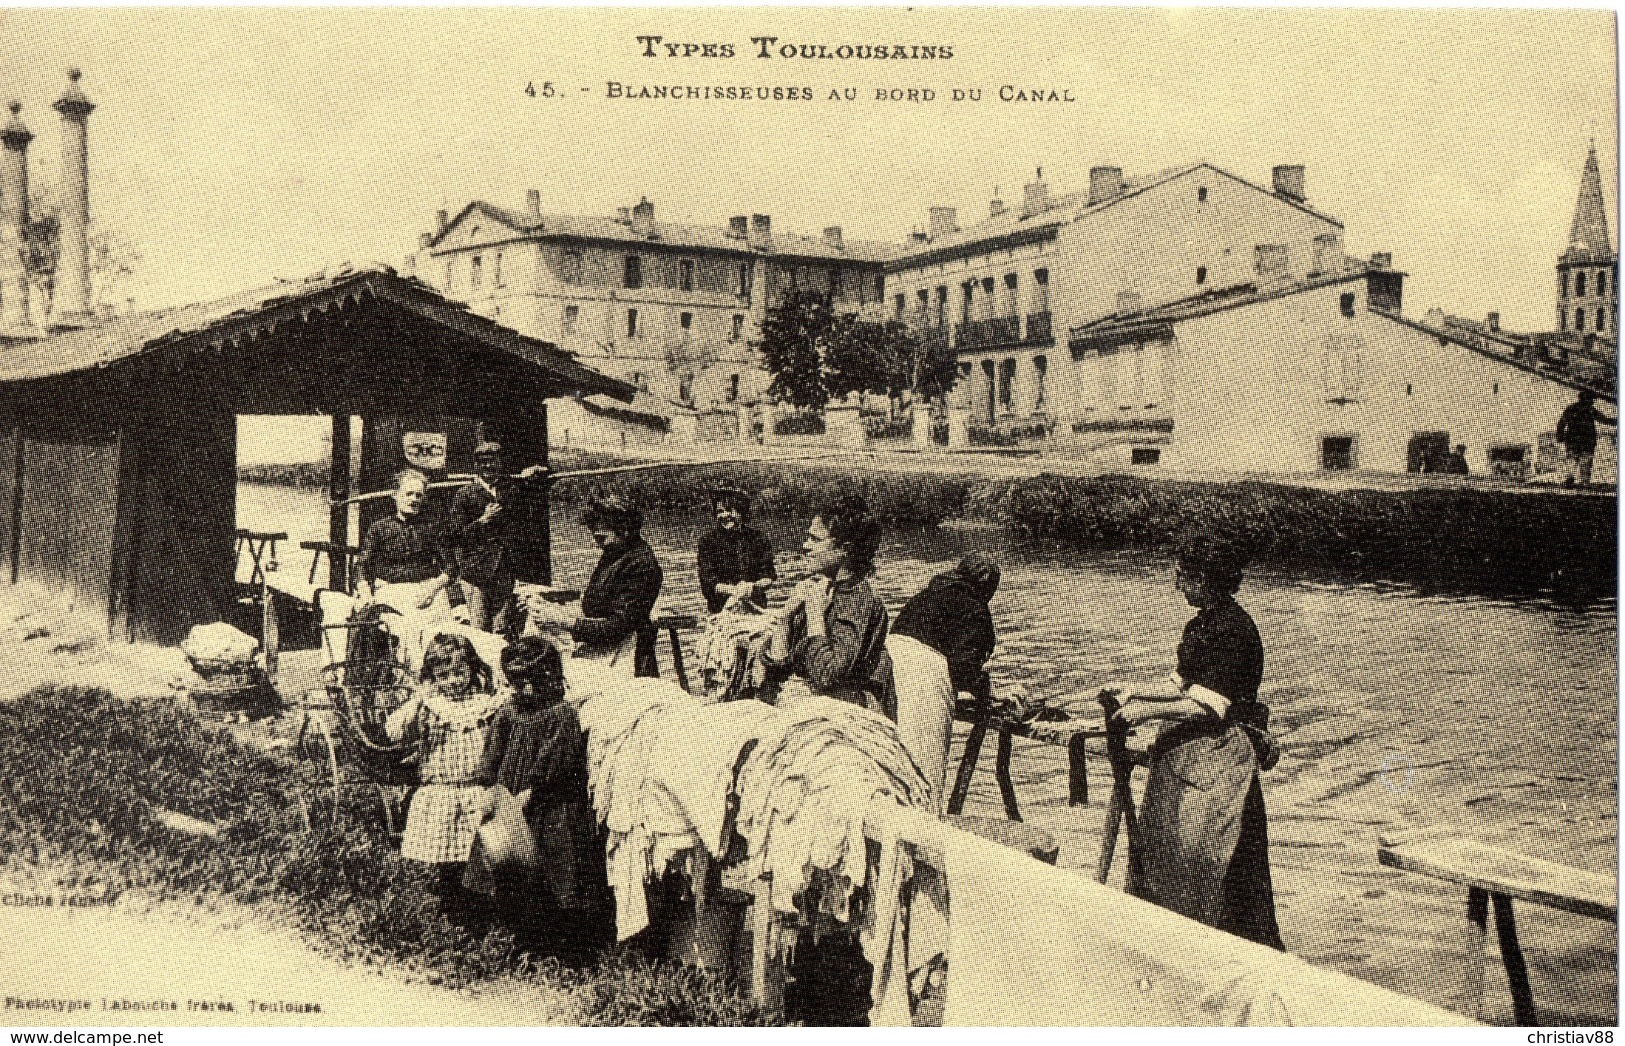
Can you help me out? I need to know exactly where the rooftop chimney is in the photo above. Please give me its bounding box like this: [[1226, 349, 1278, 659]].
[[1369, 251, 1392, 270], [748, 214, 772, 250], [1087, 166, 1123, 207], [616, 206, 631, 224], [1487, 311, 1500, 332], [0, 101, 34, 334], [51, 69, 94, 329], [525, 189, 541, 221], [822, 226, 844, 251], [436, 209, 449, 233], [990, 186, 1006, 218], [1272, 164, 1306, 202], [728, 215, 748, 239], [928, 206, 957, 241], [1024, 169, 1053, 217], [631, 197, 655, 236]]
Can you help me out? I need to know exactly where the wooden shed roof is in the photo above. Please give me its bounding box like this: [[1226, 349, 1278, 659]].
[[0, 266, 634, 402]]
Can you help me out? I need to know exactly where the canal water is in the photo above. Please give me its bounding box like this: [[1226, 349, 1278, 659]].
[[240, 482, 1618, 1025]]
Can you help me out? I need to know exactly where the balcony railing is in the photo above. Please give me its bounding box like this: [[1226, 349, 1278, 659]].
[[957, 316, 1022, 349], [1026, 310, 1053, 345]]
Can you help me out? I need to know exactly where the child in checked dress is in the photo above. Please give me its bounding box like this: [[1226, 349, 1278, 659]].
[[385, 632, 505, 898]]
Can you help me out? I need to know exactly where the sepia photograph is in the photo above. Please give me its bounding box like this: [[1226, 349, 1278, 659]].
[[0, 5, 1615, 1031]]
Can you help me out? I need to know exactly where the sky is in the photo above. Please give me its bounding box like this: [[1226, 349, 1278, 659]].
[[0, 6, 1616, 334]]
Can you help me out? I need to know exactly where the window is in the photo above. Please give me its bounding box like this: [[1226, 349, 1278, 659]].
[[1598, 307, 1607, 332], [830, 268, 843, 297], [1576, 308, 1585, 331], [470, 254, 483, 290], [895, 294, 906, 320], [680, 259, 695, 292], [1340, 292, 1356, 317], [1493, 381, 1500, 395], [630, 371, 644, 389], [624, 255, 643, 289], [680, 312, 693, 331], [1406, 382, 1413, 396], [1132, 447, 1161, 466], [1323, 332, 1364, 402], [1577, 272, 1587, 297], [562, 250, 583, 284], [998, 358, 1016, 409], [1561, 309, 1568, 332], [936, 286, 949, 327], [1034, 355, 1048, 410], [1321, 435, 1356, 471], [627, 308, 639, 338], [1561, 272, 1569, 298], [731, 314, 745, 342], [679, 375, 693, 403], [1197, 266, 1208, 285], [563, 304, 579, 332], [1034, 269, 1051, 313], [1599, 271, 1608, 297], [872, 274, 884, 303], [1197, 187, 1209, 203], [728, 374, 740, 402], [445, 258, 455, 291], [494, 251, 504, 288], [737, 262, 751, 299]]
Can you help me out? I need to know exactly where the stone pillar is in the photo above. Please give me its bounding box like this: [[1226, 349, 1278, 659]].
[[947, 407, 971, 450], [912, 404, 935, 451], [760, 402, 780, 446], [735, 403, 754, 445], [0, 102, 32, 334], [825, 401, 866, 450], [51, 69, 94, 328]]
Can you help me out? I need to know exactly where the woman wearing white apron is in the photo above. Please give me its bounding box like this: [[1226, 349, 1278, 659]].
[[889, 554, 1001, 813], [355, 468, 464, 671]]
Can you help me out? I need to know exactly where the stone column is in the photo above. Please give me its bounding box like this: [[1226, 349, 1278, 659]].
[[825, 400, 866, 450], [760, 401, 780, 447], [912, 403, 935, 451], [51, 69, 94, 327], [947, 407, 971, 450], [0, 102, 32, 333]]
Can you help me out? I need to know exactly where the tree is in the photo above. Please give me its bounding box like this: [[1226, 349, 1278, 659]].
[[23, 187, 142, 320], [757, 287, 836, 409]]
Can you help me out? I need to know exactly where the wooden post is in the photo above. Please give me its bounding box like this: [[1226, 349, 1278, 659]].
[[995, 728, 1022, 821], [536, 401, 552, 586], [750, 878, 785, 1022], [329, 414, 351, 593], [947, 722, 988, 816], [1465, 886, 1489, 1020], [1492, 892, 1538, 1027]]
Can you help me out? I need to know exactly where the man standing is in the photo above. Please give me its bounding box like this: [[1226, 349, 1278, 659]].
[[449, 441, 520, 633], [1555, 389, 1614, 487]]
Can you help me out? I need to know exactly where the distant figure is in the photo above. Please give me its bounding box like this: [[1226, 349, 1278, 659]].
[[890, 553, 1001, 810], [449, 441, 519, 634], [696, 486, 777, 615], [1442, 444, 1470, 476], [1111, 534, 1284, 951], [1555, 389, 1614, 487]]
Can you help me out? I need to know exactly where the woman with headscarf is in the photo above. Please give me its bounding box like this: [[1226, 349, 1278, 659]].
[[889, 553, 1001, 810], [696, 485, 778, 615], [1110, 532, 1284, 950], [531, 492, 664, 678], [765, 492, 893, 716]]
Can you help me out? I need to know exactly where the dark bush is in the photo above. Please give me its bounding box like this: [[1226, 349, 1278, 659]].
[[774, 412, 826, 436]]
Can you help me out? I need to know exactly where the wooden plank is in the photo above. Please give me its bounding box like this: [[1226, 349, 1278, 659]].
[[1493, 892, 1539, 1027], [1378, 836, 1616, 922], [1465, 886, 1489, 1020]]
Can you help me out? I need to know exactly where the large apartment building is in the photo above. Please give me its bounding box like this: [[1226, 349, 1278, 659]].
[[412, 194, 891, 418]]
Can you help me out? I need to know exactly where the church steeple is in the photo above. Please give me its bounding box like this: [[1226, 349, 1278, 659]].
[[1556, 145, 1618, 337], [1566, 144, 1612, 260]]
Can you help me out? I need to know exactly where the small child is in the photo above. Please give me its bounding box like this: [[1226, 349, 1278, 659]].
[[467, 636, 608, 950], [385, 632, 504, 897]]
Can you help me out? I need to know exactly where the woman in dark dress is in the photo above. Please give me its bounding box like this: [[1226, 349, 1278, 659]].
[[1111, 534, 1284, 950], [532, 492, 664, 678], [766, 492, 894, 717], [696, 486, 777, 615]]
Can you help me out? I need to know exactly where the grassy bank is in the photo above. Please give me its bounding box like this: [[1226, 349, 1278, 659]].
[[0, 686, 766, 1027]]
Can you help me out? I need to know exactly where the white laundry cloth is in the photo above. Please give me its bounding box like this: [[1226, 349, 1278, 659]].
[[939, 821, 1475, 1027], [887, 634, 956, 814]]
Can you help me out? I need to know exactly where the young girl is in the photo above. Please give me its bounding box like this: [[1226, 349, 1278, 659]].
[[385, 632, 504, 897], [467, 636, 608, 949]]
